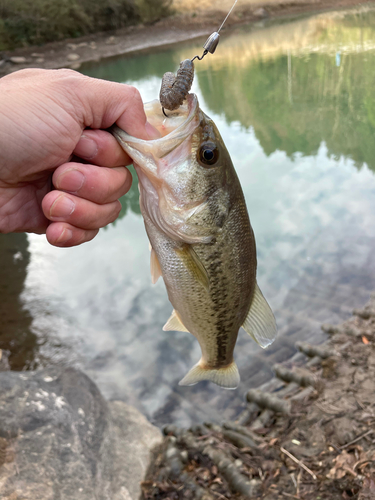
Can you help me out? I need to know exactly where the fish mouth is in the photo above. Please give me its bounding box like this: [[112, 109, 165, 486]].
[[111, 93, 200, 154], [145, 93, 199, 141]]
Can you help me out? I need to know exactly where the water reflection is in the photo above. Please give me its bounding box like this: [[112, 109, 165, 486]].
[[7, 5, 375, 425], [0, 234, 37, 370]]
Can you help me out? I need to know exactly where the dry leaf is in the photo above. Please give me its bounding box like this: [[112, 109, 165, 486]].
[[327, 450, 357, 479], [358, 475, 375, 499], [212, 477, 223, 484]]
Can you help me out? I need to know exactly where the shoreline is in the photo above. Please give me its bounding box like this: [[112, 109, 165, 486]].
[[142, 298, 375, 499], [0, 0, 370, 77]]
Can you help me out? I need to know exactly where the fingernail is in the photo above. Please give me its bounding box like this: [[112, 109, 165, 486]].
[[56, 228, 73, 244], [56, 169, 85, 192], [145, 121, 161, 140], [74, 135, 98, 159], [50, 195, 75, 219]]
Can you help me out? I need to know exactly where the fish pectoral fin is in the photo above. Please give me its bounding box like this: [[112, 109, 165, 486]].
[[242, 281, 277, 348], [175, 245, 210, 292], [150, 247, 162, 284], [179, 360, 240, 389], [163, 309, 189, 332]]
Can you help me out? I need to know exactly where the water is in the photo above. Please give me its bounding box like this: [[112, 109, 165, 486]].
[[2, 5, 375, 426]]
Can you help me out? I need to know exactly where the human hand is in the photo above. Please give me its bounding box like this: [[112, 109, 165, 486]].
[[0, 68, 158, 246]]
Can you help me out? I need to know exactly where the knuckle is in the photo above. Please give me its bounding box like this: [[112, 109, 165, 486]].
[[125, 85, 142, 105]]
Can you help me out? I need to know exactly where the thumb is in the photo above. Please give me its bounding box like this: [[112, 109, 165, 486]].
[[74, 75, 160, 140]]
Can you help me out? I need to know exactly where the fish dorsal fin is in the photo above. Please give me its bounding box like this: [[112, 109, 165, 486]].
[[150, 247, 162, 284], [242, 282, 277, 348], [163, 309, 189, 332], [175, 245, 210, 292]]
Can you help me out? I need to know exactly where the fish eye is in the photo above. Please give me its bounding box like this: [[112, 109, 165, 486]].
[[198, 142, 219, 167]]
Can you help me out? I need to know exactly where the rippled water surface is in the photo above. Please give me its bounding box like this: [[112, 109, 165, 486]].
[[2, 5, 375, 426]]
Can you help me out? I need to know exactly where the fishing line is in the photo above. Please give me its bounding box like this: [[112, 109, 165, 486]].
[[192, 0, 238, 61], [217, 0, 238, 33]]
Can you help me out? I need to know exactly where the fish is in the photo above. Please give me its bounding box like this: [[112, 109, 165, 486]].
[[111, 94, 277, 389]]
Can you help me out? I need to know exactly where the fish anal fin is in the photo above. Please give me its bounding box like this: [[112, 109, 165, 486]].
[[163, 309, 189, 332], [150, 247, 162, 284], [242, 282, 277, 349], [179, 360, 240, 389], [175, 245, 210, 292]]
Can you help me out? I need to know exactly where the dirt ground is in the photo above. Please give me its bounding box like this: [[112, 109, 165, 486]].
[[141, 296, 375, 499], [0, 0, 370, 77]]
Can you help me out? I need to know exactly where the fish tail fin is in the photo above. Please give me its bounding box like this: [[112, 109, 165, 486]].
[[179, 360, 240, 389]]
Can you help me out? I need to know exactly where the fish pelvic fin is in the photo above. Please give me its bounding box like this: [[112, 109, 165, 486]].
[[163, 309, 189, 332], [242, 281, 277, 349], [179, 360, 240, 389], [150, 247, 162, 284]]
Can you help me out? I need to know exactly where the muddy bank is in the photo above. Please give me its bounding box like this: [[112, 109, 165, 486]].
[[142, 296, 375, 499], [0, 0, 370, 77]]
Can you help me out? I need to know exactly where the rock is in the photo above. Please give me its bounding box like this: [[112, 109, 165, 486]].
[[106, 36, 117, 45], [35, 58, 45, 64], [0, 368, 162, 499], [31, 53, 44, 57], [67, 53, 80, 61], [253, 7, 268, 18], [9, 56, 27, 64]]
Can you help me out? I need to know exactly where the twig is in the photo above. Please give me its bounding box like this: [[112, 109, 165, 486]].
[[297, 469, 302, 497], [280, 447, 317, 480], [354, 459, 375, 471], [327, 442, 342, 454], [282, 493, 300, 499], [210, 491, 228, 500], [340, 430, 374, 450]]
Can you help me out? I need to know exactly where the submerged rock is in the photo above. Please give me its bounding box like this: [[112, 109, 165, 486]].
[[0, 368, 162, 499]]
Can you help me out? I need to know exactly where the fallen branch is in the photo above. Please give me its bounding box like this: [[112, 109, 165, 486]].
[[274, 363, 317, 388], [203, 445, 255, 497], [280, 447, 317, 480], [295, 341, 337, 359], [246, 389, 291, 414]]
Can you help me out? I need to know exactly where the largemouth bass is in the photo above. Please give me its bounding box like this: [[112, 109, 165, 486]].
[[112, 94, 277, 389]]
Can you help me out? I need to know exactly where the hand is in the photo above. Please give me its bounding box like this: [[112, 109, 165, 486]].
[[0, 68, 158, 246]]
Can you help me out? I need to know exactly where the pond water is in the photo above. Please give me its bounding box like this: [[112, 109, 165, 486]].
[[2, 5, 375, 426]]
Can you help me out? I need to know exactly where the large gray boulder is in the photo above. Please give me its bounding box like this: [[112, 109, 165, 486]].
[[0, 368, 162, 499]]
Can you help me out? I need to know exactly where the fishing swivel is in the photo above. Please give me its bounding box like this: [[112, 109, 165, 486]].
[[160, 30, 220, 117], [192, 31, 221, 62]]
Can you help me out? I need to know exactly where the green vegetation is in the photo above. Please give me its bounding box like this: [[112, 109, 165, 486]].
[[0, 0, 172, 50]]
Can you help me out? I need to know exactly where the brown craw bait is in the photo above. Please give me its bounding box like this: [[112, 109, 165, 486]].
[[159, 59, 195, 115]]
